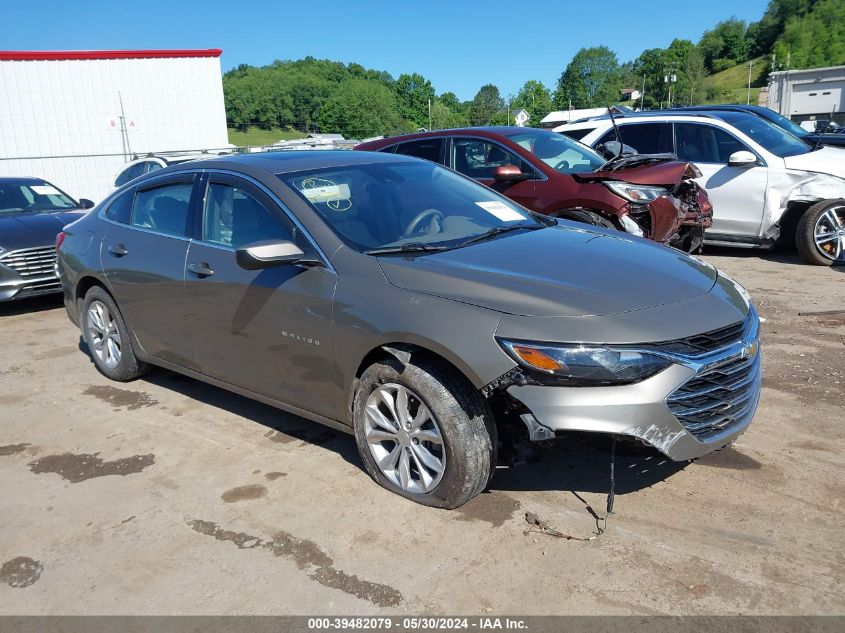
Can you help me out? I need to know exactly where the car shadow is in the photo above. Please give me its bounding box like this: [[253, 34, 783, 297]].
[[490, 433, 689, 496], [141, 365, 362, 467], [0, 294, 64, 317]]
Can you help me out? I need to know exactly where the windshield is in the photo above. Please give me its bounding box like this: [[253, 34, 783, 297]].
[[757, 108, 812, 140], [714, 112, 810, 157], [503, 128, 605, 173], [279, 161, 543, 253], [0, 180, 78, 214]]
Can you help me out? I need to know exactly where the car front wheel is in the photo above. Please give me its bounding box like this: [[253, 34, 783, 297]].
[[796, 199, 845, 265], [352, 356, 496, 509], [81, 286, 149, 381]]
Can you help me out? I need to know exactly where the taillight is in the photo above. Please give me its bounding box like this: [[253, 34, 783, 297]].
[[55, 231, 66, 252]]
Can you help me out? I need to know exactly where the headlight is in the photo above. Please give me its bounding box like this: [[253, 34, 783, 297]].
[[499, 339, 672, 386], [604, 181, 668, 203]]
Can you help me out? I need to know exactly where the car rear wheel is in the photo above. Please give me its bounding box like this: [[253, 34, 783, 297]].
[[352, 356, 496, 509], [796, 199, 845, 265], [81, 286, 149, 381], [558, 209, 618, 231]]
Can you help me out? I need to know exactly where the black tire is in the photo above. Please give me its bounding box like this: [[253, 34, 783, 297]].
[[352, 356, 496, 509], [81, 285, 149, 381], [558, 209, 618, 231], [673, 226, 705, 254], [796, 199, 845, 266]]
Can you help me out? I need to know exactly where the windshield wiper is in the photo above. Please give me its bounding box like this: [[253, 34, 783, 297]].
[[364, 242, 452, 256], [456, 223, 543, 248]]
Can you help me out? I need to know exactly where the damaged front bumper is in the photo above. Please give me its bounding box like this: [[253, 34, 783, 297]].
[[504, 315, 761, 461]]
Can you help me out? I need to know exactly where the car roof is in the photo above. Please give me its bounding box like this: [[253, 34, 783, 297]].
[[150, 149, 422, 177], [0, 176, 47, 185], [555, 111, 756, 130], [357, 126, 536, 148]]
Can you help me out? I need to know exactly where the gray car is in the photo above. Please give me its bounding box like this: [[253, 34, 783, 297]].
[[0, 177, 94, 301], [57, 151, 761, 508]]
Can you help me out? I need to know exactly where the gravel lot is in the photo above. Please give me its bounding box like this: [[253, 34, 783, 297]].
[[1, 249, 843, 615]]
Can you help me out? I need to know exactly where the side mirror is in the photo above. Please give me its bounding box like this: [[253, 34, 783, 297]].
[[493, 165, 529, 182], [78, 198, 95, 209], [236, 240, 305, 270], [728, 151, 758, 167]]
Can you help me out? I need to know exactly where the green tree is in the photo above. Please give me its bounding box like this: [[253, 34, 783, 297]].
[[555, 46, 622, 109], [468, 84, 504, 126], [683, 47, 708, 106], [511, 80, 553, 126], [699, 18, 748, 71], [394, 73, 436, 128], [773, 0, 845, 69], [430, 100, 467, 129], [439, 92, 462, 112], [317, 79, 403, 138]]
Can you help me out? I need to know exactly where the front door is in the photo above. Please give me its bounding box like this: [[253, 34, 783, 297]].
[[100, 175, 198, 367], [183, 173, 337, 418], [449, 137, 536, 209], [673, 122, 769, 239]]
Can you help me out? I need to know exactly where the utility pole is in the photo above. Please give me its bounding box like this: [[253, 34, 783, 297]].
[[428, 98, 432, 131], [640, 73, 645, 110], [747, 61, 754, 105]]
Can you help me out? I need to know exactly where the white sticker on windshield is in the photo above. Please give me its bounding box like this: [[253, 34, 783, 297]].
[[300, 183, 351, 203], [475, 200, 523, 221], [31, 185, 61, 196]]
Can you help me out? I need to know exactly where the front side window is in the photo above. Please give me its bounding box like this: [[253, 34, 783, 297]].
[[451, 138, 532, 179], [674, 123, 748, 164], [597, 123, 672, 155], [0, 181, 78, 214], [506, 128, 604, 173], [280, 161, 543, 252], [712, 112, 810, 157], [394, 138, 444, 164], [202, 183, 293, 248], [130, 183, 193, 236]]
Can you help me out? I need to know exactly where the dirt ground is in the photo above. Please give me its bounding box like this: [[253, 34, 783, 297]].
[[1, 248, 843, 615]]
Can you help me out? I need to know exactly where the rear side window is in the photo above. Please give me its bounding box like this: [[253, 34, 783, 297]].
[[104, 190, 134, 224], [130, 183, 193, 237], [202, 183, 294, 248], [597, 123, 672, 154], [115, 162, 150, 187], [559, 128, 595, 141], [394, 138, 444, 163], [674, 123, 749, 164]]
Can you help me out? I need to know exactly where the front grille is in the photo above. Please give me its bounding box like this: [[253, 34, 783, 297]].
[[667, 350, 761, 439], [0, 246, 57, 279], [648, 319, 746, 356]]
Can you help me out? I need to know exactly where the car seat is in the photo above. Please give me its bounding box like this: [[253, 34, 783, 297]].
[[150, 195, 189, 234]]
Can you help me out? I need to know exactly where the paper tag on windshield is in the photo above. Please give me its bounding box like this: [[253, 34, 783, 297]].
[[31, 185, 60, 196], [300, 183, 350, 203], [476, 200, 523, 222]]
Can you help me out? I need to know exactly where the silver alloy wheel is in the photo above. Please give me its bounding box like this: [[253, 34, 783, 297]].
[[814, 205, 845, 261], [86, 300, 122, 369], [364, 383, 446, 494]]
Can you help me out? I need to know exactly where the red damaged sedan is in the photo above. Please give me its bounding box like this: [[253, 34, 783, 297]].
[[356, 127, 713, 252]]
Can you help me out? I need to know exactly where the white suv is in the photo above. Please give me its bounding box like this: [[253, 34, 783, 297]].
[[555, 111, 845, 265]]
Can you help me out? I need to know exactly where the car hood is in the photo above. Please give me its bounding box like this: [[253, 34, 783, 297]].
[[574, 158, 694, 186], [783, 146, 845, 178], [376, 224, 718, 317], [0, 210, 87, 251]]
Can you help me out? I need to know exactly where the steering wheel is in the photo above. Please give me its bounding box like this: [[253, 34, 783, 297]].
[[402, 208, 444, 237], [553, 160, 571, 171]]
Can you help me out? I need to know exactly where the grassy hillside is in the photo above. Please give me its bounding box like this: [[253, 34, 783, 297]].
[[227, 127, 306, 147], [699, 56, 767, 105]]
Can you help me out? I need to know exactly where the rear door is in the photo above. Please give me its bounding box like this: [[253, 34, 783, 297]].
[[100, 173, 198, 366], [594, 122, 673, 154], [448, 136, 536, 209], [672, 122, 768, 239], [183, 172, 338, 418], [393, 137, 446, 165]]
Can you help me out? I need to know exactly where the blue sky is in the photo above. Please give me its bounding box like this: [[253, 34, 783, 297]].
[[1, 0, 769, 100]]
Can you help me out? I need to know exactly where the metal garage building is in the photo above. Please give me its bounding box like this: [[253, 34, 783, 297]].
[[767, 65, 845, 127], [0, 49, 229, 202]]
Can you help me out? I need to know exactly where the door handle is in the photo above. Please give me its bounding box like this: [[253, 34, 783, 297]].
[[187, 262, 214, 277], [108, 243, 128, 256]]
